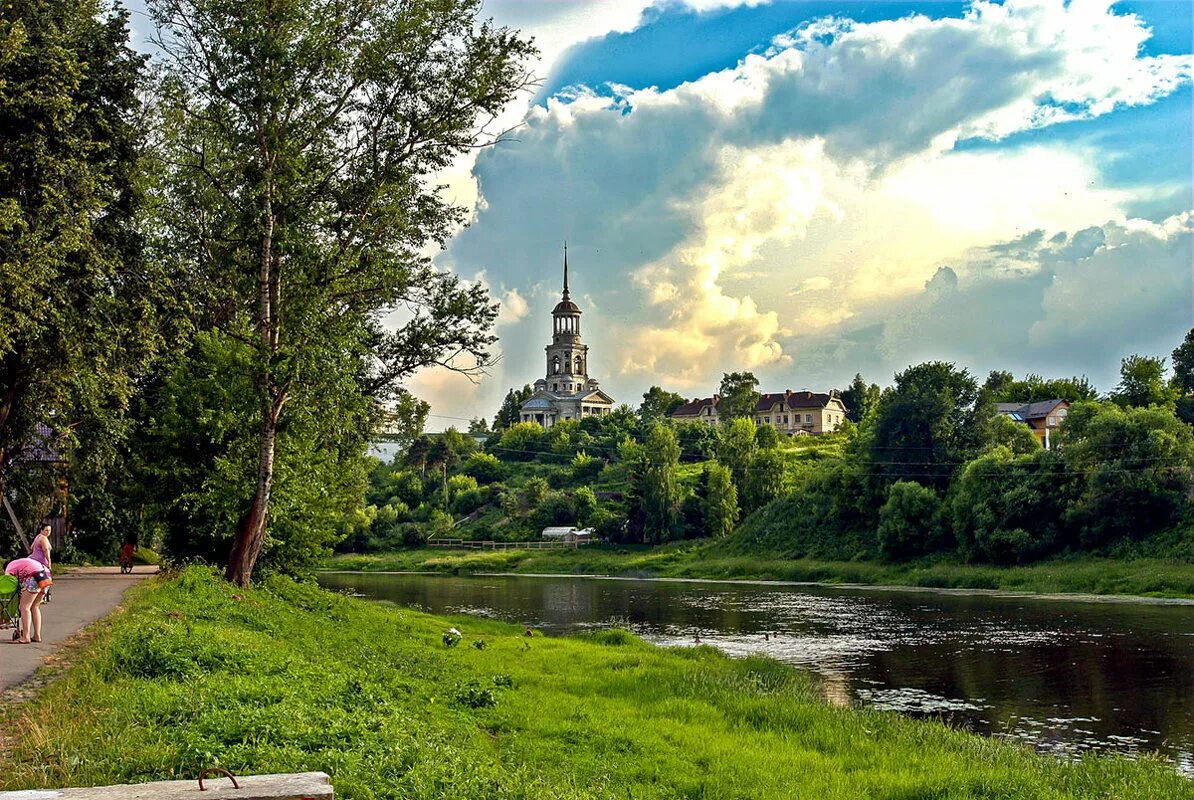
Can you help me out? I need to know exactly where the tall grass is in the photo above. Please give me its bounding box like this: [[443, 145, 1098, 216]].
[[1, 567, 1188, 798]]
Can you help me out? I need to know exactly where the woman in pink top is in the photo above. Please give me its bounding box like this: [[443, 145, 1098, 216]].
[[6, 525, 53, 643]]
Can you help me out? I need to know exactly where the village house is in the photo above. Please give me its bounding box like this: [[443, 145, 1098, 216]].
[[671, 390, 849, 435], [995, 399, 1070, 448]]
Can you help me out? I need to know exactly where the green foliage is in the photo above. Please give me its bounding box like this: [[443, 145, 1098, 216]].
[[745, 448, 789, 513], [572, 486, 598, 525], [384, 391, 430, 452], [137, 332, 369, 576], [840, 373, 881, 423], [494, 385, 533, 430], [520, 477, 550, 510], [674, 421, 720, 460], [570, 450, 603, 481], [627, 424, 682, 543], [984, 371, 1099, 403], [532, 491, 575, 529], [754, 422, 782, 449], [639, 386, 686, 423], [877, 481, 943, 560], [1063, 402, 1194, 546], [462, 452, 504, 484], [717, 371, 760, 421], [702, 463, 738, 538], [1110, 355, 1180, 409], [150, 0, 534, 583], [0, 0, 172, 547], [868, 362, 988, 492], [717, 418, 758, 491], [952, 449, 1077, 564], [454, 683, 498, 708], [1171, 328, 1194, 395], [982, 413, 1043, 455], [497, 422, 546, 460]]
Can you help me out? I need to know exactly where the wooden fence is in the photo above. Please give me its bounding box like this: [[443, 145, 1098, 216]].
[[0, 771, 332, 800], [428, 538, 592, 550]]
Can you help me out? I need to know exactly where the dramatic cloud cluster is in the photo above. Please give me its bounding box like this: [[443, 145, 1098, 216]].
[[426, 0, 1192, 421]]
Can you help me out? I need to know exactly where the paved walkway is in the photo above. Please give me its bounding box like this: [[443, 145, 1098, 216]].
[[1, 566, 155, 691]]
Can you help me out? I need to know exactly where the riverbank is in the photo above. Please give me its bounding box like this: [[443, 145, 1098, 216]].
[[326, 545, 1194, 599], [2, 567, 1188, 798]]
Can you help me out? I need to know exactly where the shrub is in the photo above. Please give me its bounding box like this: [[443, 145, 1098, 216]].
[[571, 451, 603, 481], [462, 452, 505, 484], [572, 486, 598, 525], [451, 487, 490, 517], [497, 422, 546, 461], [877, 480, 943, 560], [755, 424, 781, 450], [454, 683, 497, 708]]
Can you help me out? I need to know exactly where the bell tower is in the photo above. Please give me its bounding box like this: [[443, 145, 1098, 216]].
[[545, 244, 590, 392]]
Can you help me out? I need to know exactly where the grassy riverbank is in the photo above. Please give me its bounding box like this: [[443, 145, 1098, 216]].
[[326, 545, 1194, 599], [2, 567, 1189, 798]]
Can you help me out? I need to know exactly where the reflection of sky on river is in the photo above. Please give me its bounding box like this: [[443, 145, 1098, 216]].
[[321, 572, 1194, 775]]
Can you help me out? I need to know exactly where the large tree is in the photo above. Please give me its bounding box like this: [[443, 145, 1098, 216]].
[[639, 386, 685, 423], [840, 373, 881, 423], [0, 0, 162, 539], [868, 362, 988, 492], [493, 384, 532, 430], [718, 371, 760, 421], [1109, 355, 1179, 409], [1170, 329, 1194, 394], [149, 0, 534, 584], [982, 371, 1098, 403]]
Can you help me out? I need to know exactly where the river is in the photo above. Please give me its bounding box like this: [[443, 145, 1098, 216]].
[[319, 571, 1194, 773]]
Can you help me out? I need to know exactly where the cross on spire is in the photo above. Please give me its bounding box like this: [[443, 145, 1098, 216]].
[[562, 242, 570, 299]]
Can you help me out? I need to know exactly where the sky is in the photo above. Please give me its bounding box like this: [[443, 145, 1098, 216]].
[[127, 0, 1194, 429]]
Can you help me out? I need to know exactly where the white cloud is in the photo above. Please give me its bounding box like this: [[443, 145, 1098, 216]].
[[434, 0, 1191, 412], [497, 288, 530, 326]]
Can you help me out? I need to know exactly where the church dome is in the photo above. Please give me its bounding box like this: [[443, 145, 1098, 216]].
[[553, 298, 581, 314]]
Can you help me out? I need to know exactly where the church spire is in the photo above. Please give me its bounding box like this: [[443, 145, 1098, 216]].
[[562, 242, 570, 300]]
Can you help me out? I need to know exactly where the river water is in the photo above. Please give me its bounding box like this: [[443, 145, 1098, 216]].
[[319, 571, 1194, 772]]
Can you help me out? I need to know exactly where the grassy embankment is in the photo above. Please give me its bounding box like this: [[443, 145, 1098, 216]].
[[1, 567, 1188, 799], [327, 544, 1194, 599]]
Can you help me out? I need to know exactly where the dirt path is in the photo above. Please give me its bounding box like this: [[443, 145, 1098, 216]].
[[1, 566, 155, 693]]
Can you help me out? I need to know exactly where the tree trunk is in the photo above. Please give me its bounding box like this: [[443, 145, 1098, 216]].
[[225, 406, 277, 586], [225, 142, 278, 586]]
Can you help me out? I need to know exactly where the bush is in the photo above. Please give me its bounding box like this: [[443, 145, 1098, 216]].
[[952, 448, 1076, 564], [571, 451, 603, 481], [497, 422, 546, 461], [755, 424, 781, 449], [462, 452, 505, 484], [451, 487, 491, 517], [533, 491, 576, 528], [877, 480, 943, 560]]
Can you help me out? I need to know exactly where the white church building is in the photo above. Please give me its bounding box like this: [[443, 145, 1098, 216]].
[[520, 247, 616, 427]]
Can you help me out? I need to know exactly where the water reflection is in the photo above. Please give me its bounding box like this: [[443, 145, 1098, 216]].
[[320, 571, 1194, 772]]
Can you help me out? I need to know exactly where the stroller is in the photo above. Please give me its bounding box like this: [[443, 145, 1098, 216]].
[[0, 573, 21, 641]]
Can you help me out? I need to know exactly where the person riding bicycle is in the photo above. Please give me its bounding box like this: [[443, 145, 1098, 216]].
[[119, 542, 135, 574]]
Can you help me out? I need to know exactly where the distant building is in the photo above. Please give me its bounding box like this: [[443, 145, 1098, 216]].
[[995, 399, 1070, 448], [541, 526, 594, 544], [671, 389, 848, 435], [519, 247, 616, 428]]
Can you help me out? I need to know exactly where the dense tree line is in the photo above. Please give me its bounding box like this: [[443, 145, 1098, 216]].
[[1, 0, 534, 582]]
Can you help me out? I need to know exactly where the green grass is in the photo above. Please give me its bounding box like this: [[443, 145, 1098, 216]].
[[326, 545, 1194, 599], [2, 566, 1188, 799]]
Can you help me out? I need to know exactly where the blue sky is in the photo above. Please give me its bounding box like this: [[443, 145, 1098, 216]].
[[122, 1, 1194, 425]]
